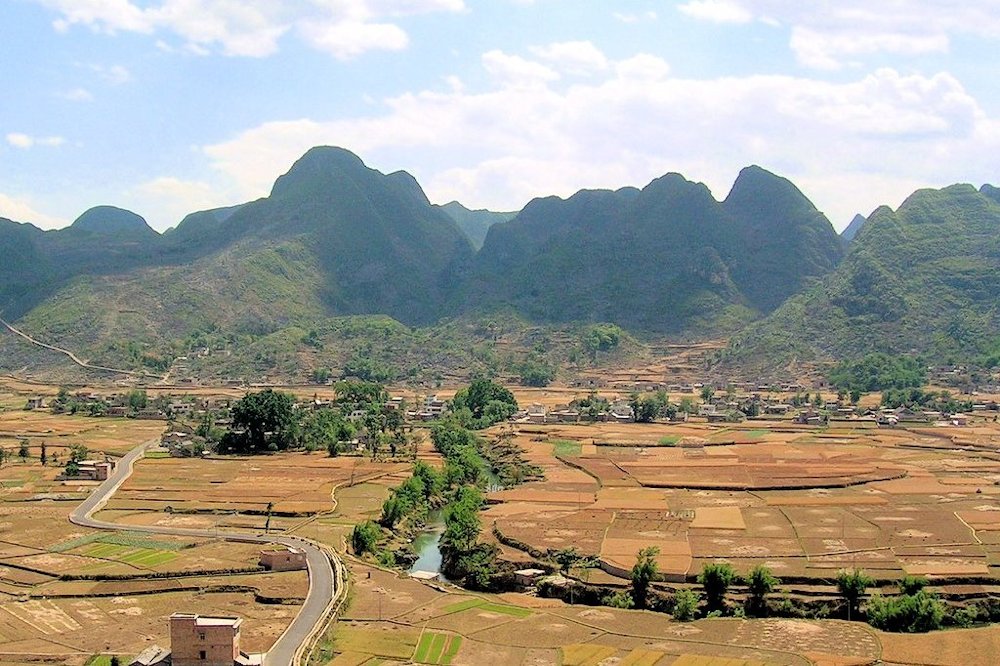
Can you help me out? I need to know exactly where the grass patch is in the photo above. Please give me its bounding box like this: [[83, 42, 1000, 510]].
[[478, 603, 532, 618], [745, 429, 771, 438], [552, 439, 582, 457], [414, 631, 462, 665], [144, 451, 171, 459], [414, 633, 434, 662], [442, 598, 532, 618], [442, 598, 484, 614], [84, 657, 123, 666], [657, 435, 680, 446], [442, 636, 462, 665]]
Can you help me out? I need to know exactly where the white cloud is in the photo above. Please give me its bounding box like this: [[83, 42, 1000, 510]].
[[530, 41, 609, 76], [298, 19, 408, 60], [60, 87, 94, 102], [678, 0, 752, 24], [99, 64, 131, 84], [6, 133, 65, 149], [678, 1, 1000, 68], [613, 11, 657, 24], [482, 50, 559, 87], [129, 176, 229, 229], [197, 52, 999, 230], [791, 27, 949, 70], [35, 0, 464, 59], [0, 193, 69, 229]]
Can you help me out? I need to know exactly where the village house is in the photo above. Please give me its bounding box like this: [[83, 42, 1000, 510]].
[[259, 546, 307, 572], [71, 459, 115, 481], [130, 613, 260, 666], [527, 403, 547, 424], [24, 396, 44, 410]]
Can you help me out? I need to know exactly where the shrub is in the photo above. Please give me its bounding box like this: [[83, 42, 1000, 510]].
[[866, 590, 945, 633], [603, 590, 635, 609], [672, 589, 699, 621], [351, 520, 381, 555]]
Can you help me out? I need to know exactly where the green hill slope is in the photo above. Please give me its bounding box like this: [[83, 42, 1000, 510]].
[[456, 166, 843, 334], [7, 147, 475, 368], [723, 183, 1000, 372]]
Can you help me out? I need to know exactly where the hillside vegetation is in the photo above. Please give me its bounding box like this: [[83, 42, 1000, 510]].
[[723, 184, 1000, 372]]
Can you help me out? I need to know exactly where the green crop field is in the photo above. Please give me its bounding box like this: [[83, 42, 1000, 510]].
[[441, 598, 531, 618], [414, 631, 462, 665]]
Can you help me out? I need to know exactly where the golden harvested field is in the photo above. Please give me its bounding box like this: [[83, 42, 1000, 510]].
[[485, 419, 1000, 581], [109, 452, 411, 517]]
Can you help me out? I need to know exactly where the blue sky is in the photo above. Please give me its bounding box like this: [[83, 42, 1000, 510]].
[[2, 0, 999, 232]]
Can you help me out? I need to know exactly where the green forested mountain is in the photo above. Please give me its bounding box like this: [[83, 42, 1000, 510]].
[[0, 206, 163, 319], [455, 166, 844, 334], [723, 183, 1000, 371], [3, 147, 476, 366], [6, 145, 994, 381], [437, 201, 517, 249], [840, 214, 867, 243]]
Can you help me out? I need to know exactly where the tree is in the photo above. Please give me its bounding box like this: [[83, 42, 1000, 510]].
[[700, 386, 715, 402], [351, 520, 381, 555], [630, 546, 660, 609], [0, 447, 6, 467], [451, 378, 518, 428], [127, 389, 148, 411], [745, 565, 779, 617], [66, 460, 80, 477], [698, 562, 736, 613], [69, 443, 89, 463], [836, 568, 874, 621], [899, 575, 928, 595], [110, 657, 121, 666], [672, 589, 699, 621], [264, 502, 274, 533], [228, 389, 297, 453], [18, 439, 29, 462], [301, 408, 353, 454], [39, 441, 47, 466]]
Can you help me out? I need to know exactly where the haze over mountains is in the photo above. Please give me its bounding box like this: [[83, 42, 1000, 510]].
[[1, 145, 998, 376]]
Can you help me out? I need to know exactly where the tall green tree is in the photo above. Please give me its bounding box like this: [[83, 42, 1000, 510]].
[[451, 378, 518, 428], [836, 568, 874, 621], [630, 546, 660, 609], [698, 562, 736, 613], [745, 565, 779, 617], [227, 389, 297, 453]]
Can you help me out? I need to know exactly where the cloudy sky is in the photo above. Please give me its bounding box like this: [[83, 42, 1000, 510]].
[[2, 0, 998, 232]]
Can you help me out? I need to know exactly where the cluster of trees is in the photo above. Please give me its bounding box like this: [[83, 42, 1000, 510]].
[[219, 381, 404, 456], [351, 416, 509, 587], [829, 353, 927, 392], [517, 354, 555, 387], [629, 391, 681, 423], [380, 461, 443, 529], [880, 388, 973, 413], [582, 323, 624, 356], [450, 378, 519, 429], [51, 387, 162, 417]]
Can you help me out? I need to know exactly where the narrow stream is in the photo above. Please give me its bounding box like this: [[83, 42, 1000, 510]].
[[408, 509, 446, 577]]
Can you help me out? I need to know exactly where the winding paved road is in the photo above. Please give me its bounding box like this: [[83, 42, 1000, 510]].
[[69, 441, 341, 665]]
